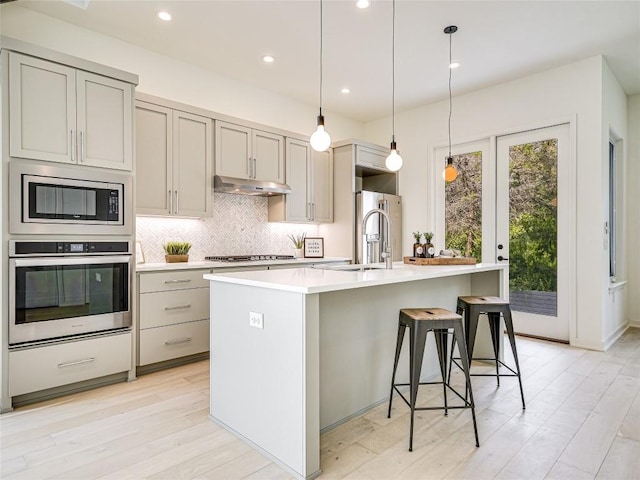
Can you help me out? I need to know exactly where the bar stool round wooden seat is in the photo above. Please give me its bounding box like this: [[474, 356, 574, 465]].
[[450, 296, 525, 409], [388, 308, 479, 451]]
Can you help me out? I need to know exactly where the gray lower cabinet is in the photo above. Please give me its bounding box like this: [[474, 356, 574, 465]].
[[9, 332, 132, 397], [137, 269, 211, 366]]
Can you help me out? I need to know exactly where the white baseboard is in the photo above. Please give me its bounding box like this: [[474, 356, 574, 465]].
[[603, 322, 630, 351]]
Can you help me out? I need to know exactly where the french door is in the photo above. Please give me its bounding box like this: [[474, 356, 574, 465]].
[[496, 124, 571, 341]]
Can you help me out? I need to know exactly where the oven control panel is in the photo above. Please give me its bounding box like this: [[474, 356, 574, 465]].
[[10, 241, 131, 256]]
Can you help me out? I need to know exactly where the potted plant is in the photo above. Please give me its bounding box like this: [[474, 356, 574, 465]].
[[423, 232, 435, 258], [163, 241, 192, 263], [412, 231, 425, 258], [288, 233, 306, 258]]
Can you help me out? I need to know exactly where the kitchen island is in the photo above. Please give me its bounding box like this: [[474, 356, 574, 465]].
[[204, 262, 507, 479]]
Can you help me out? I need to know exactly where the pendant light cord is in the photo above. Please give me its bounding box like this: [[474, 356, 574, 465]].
[[319, 0, 323, 115], [448, 29, 453, 159], [392, 0, 396, 143]]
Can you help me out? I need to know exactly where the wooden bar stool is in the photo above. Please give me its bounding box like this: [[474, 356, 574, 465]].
[[450, 296, 525, 409], [388, 308, 479, 451]]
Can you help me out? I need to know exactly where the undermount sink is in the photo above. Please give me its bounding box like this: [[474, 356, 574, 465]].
[[315, 264, 388, 272]]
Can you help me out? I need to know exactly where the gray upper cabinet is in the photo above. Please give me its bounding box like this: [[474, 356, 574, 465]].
[[136, 101, 212, 217], [268, 138, 333, 223], [215, 121, 284, 183], [9, 52, 133, 170]]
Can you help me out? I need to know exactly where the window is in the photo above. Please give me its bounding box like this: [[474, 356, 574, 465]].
[[609, 140, 616, 280]]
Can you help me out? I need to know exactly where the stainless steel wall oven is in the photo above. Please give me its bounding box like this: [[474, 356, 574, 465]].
[[9, 241, 132, 346]]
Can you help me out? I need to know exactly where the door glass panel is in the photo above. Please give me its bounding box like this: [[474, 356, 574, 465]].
[[508, 139, 557, 316], [15, 263, 128, 324], [445, 151, 482, 261]]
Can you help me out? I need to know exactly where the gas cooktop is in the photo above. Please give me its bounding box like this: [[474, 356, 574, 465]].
[[205, 254, 295, 262]]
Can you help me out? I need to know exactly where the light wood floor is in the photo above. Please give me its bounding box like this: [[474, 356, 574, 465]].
[[2, 329, 639, 479]]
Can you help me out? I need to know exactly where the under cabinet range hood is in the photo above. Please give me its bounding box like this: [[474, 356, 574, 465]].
[[213, 175, 292, 196]]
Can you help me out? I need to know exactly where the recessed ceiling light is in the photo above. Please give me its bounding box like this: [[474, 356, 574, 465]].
[[157, 11, 172, 21], [341, 87, 350, 94], [262, 55, 275, 63], [356, 0, 371, 9], [449, 62, 460, 69]]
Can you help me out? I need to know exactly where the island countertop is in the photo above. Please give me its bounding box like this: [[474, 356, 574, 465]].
[[203, 262, 507, 294]]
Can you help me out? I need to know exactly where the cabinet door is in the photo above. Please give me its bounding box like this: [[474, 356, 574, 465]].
[[356, 145, 389, 171], [311, 148, 333, 223], [135, 102, 173, 215], [77, 71, 133, 170], [173, 111, 212, 217], [285, 138, 311, 222], [9, 52, 76, 164], [215, 121, 251, 179], [253, 130, 284, 182]]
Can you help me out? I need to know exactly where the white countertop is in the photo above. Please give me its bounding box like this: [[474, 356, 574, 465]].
[[136, 257, 351, 272], [204, 262, 507, 294]]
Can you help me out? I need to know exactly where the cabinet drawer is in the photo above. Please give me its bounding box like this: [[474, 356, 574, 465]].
[[9, 332, 132, 396], [356, 145, 388, 171], [139, 320, 209, 366], [139, 288, 209, 329], [139, 269, 210, 293]]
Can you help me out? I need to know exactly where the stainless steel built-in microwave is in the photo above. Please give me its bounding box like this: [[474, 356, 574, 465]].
[[9, 162, 132, 235]]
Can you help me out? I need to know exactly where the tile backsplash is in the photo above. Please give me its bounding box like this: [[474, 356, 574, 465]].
[[136, 193, 319, 263]]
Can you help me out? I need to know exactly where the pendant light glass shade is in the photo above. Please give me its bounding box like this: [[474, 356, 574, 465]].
[[443, 25, 458, 183], [386, 141, 403, 171], [386, 0, 402, 172], [311, 0, 331, 152], [310, 114, 331, 151], [443, 156, 458, 182]]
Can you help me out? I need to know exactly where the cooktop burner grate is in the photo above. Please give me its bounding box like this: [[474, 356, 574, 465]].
[[205, 254, 296, 262]]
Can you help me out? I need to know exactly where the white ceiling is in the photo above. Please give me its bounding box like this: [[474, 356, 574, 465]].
[[13, 0, 640, 123]]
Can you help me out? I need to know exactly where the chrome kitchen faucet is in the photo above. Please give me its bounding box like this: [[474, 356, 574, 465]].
[[362, 208, 393, 269]]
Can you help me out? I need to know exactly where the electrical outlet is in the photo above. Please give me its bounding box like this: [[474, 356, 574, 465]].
[[249, 311, 264, 329]]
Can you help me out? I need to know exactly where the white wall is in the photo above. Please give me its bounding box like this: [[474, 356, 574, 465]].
[[0, 5, 364, 140], [364, 56, 624, 350], [601, 60, 629, 347], [627, 94, 640, 328]]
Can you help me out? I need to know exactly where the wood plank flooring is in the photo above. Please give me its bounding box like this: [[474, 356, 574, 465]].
[[1, 328, 639, 479]]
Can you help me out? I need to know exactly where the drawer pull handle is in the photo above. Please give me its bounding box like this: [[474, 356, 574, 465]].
[[164, 304, 192, 311], [58, 357, 96, 368], [165, 337, 192, 346], [164, 279, 192, 284]]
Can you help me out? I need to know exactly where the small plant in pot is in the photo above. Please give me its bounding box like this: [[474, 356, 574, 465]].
[[412, 231, 425, 258], [423, 232, 435, 258], [163, 241, 192, 263], [288, 233, 306, 258]]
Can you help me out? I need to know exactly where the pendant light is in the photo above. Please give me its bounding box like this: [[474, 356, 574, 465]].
[[385, 0, 403, 172], [443, 25, 458, 183], [310, 0, 331, 152]]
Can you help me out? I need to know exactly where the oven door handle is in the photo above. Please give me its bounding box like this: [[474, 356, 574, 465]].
[[12, 255, 132, 267]]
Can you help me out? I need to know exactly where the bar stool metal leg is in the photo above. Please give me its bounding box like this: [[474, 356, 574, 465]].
[[409, 324, 427, 452], [434, 329, 449, 416], [453, 321, 480, 447], [503, 308, 526, 409], [388, 320, 407, 418], [488, 312, 502, 387]]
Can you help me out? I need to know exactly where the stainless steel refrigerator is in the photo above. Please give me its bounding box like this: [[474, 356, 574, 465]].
[[355, 191, 402, 264]]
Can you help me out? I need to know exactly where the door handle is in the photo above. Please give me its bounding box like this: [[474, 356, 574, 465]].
[[70, 130, 75, 162], [498, 255, 509, 261], [248, 157, 253, 178], [79, 131, 84, 162], [58, 357, 95, 368], [165, 337, 192, 346], [164, 279, 191, 284], [168, 190, 173, 214], [175, 190, 179, 214], [164, 304, 192, 311]]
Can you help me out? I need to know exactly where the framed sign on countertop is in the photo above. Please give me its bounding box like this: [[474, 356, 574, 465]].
[[304, 237, 324, 258]]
